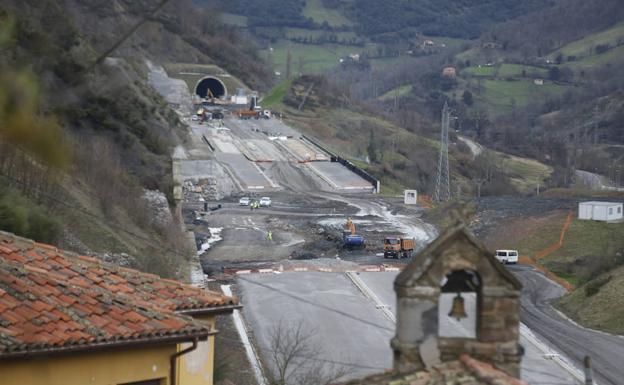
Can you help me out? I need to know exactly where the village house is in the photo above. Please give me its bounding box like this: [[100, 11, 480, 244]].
[[0, 231, 238, 385], [339, 218, 527, 385]]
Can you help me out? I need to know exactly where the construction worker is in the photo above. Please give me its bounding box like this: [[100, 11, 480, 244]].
[[267, 230, 273, 242]]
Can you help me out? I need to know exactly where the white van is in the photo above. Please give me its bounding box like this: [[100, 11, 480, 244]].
[[495, 250, 518, 264]]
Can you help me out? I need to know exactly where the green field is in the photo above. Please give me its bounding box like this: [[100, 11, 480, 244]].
[[220, 13, 248, 27], [263, 41, 365, 74], [378, 85, 413, 101], [498, 63, 548, 77], [565, 45, 624, 70], [285, 28, 357, 41], [302, 0, 353, 27], [475, 79, 569, 115], [553, 22, 624, 59], [463, 65, 497, 76], [462, 64, 548, 78]]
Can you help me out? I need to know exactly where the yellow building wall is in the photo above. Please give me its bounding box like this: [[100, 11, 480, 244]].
[[176, 315, 216, 385], [1, 345, 175, 385]]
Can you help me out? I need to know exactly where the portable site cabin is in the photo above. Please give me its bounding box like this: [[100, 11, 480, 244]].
[[578, 201, 623, 222], [404, 189, 418, 205]]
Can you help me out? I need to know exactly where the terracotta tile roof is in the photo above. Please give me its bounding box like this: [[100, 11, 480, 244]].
[[0, 231, 238, 358], [338, 355, 528, 385]]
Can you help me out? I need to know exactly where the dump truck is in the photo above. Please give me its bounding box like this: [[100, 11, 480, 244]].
[[383, 236, 414, 258], [343, 218, 365, 249]]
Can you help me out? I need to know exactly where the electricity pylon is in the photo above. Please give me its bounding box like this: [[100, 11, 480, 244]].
[[434, 102, 451, 202]]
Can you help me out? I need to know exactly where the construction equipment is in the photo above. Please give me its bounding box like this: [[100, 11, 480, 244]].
[[343, 218, 365, 249], [383, 236, 415, 259], [235, 94, 271, 119]]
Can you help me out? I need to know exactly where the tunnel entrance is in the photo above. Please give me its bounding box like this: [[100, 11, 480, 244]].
[[195, 77, 227, 99]]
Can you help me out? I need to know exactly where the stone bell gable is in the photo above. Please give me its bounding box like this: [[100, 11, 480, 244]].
[[392, 221, 524, 378]]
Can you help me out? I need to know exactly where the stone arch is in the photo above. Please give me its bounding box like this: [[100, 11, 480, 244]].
[[195, 76, 228, 99]]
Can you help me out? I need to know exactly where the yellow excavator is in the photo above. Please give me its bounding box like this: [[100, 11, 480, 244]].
[[343, 218, 365, 249]]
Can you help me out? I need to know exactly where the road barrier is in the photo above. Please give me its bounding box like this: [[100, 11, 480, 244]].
[[202, 135, 215, 151], [301, 134, 380, 193]]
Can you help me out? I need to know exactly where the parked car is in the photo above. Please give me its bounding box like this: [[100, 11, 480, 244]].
[[239, 197, 250, 206], [495, 250, 518, 264], [191, 115, 199, 121], [259, 197, 272, 207]]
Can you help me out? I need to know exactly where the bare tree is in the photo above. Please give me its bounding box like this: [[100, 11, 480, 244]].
[[266, 320, 350, 385]]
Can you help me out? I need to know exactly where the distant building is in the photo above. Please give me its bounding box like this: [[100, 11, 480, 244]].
[[0, 231, 239, 385], [404, 189, 418, 205], [442, 66, 457, 77], [533, 79, 544, 85], [578, 201, 623, 221], [348, 53, 360, 61], [422, 39, 435, 47]]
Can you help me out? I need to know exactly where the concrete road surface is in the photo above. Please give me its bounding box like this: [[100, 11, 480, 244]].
[[309, 162, 373, 191], [226, 116, 374, 192], [512, 265, 624, 385], [239, 272, 395, 381], [239, 271, 583, 384], [215, 152, 275, 190]]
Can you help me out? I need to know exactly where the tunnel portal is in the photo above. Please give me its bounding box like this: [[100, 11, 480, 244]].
[[195, 77, 227, 99]]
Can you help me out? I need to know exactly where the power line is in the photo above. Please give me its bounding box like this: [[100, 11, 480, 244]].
[[235, 275, 394, 333], [88, 0, 172, 70]]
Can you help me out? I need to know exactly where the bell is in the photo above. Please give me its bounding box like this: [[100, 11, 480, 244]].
[[448, 292, 467, 320]]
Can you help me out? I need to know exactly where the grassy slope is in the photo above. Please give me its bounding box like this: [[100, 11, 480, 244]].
[[499, 210, 624, 333], [262, 41, 362, 74], [512, 215, 624, 263], [491, 151, 553, 193], [557, 264, 624, 334], [472, 79, 569, 116], [261, 78, 293, 107], [565, 44, 624, 69], [302, 0, 353, 27], [552, 22, 624, 58]]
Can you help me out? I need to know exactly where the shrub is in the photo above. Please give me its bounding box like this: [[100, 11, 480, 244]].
[[585, 275, 611, 297], [0, 188, 61, 243]]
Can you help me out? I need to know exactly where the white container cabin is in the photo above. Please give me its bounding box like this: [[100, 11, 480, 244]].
[[578, 201, 623, 222]]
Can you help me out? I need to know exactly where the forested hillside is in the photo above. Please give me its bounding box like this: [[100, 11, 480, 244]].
[[219, 0, 554, 39]]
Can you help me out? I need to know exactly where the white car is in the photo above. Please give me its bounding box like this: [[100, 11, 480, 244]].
[[495, 250, 519, 264], [239, 197, 250, 206], [259, 197, 271, 207], [191, 115, 199, 121]]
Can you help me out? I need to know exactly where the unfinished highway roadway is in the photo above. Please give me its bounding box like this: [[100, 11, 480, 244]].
[[512, 265, 624, 385]]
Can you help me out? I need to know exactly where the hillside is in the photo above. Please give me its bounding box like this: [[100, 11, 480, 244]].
[[0, 0, 268, 278], [262, 75, 552, 197]]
